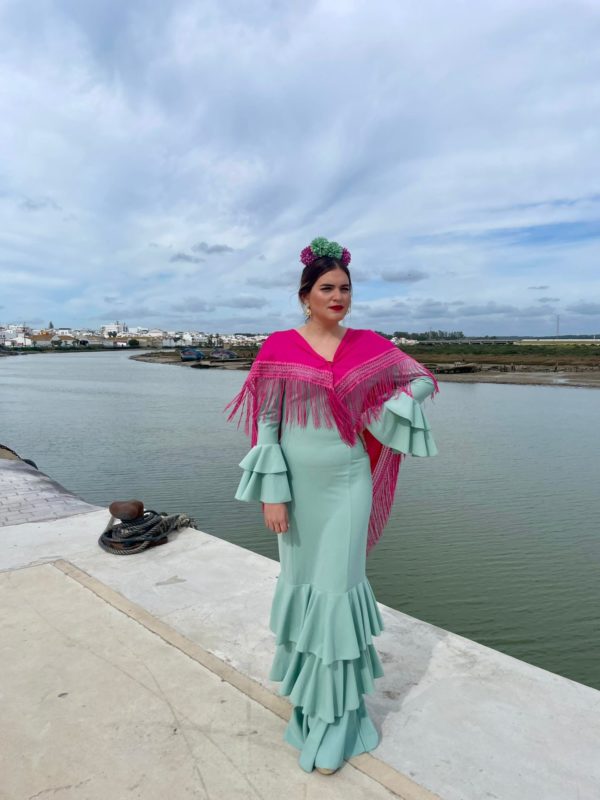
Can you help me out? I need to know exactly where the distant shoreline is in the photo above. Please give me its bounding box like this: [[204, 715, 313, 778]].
[[129, 352, 252, 370], [434, 371, 600, 388], [3, 349, 598, 388], [129, 352, 600, 388]]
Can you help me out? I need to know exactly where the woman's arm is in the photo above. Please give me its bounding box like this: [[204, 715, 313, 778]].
[[257, 405, 289, 535], [362, 376, 438, 456]]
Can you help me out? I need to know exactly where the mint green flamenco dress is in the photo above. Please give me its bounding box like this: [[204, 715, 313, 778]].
[[234, 376, 438, 772]]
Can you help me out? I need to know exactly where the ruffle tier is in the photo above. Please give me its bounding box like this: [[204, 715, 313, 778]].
[[268, 575, 385, 726], [234, 443, 292, 503], [269, 641, 384, 723], [364, 377, 438, 457], [285, 697, 380, 772], [269, 575, 384, 665]]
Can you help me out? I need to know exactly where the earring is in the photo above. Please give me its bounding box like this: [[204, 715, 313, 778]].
[[303, 304, 311, 319]]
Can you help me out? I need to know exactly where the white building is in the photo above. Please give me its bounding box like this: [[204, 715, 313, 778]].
[[392, 336, 419, 346], [101, 321, 129, 337], [51, 334, 75, 347], [8, 333, 33, 347]]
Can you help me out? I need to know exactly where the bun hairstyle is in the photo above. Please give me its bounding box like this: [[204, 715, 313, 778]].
[[297, 237, 352, 306]]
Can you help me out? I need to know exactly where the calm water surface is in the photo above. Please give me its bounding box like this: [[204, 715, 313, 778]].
[[1, 350, 599, 689]]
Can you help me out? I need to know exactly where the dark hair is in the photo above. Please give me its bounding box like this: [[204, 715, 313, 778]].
[[298, 256, 352, 306]]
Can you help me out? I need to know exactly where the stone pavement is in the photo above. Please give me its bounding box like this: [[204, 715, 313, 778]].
[[0, 460, 101, 526], [1, 562, 402, 800]]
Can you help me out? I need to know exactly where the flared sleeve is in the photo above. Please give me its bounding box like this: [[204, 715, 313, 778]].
[[234, 398, 292, 504], [364, 376, 438, 457]]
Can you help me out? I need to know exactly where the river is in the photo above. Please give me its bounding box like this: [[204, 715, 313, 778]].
[[1, 349, 598, 689]]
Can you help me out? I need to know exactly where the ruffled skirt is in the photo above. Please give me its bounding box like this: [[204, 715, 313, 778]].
[[270, 405, 385, 772]]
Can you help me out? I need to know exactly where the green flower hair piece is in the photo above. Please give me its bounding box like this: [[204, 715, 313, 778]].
[[310, 237, 343, 260], [299, 237, 351, 267]]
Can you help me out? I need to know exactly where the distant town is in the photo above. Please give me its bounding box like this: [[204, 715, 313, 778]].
[[1, 320, 599, 352], [0, 320, 440, 351], [0, 321, 267, 350]]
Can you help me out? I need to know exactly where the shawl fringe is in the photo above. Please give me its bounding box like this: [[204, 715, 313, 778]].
[[225, 354, 439, 449], [224, 331, 439, 553], [367, 445, 402, 555]]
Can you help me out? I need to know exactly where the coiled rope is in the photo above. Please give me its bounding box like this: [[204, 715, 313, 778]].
[[99, 510, 197, 555]]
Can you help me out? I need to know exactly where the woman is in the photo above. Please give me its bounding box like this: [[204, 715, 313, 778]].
[[224, 237, 439, 775]]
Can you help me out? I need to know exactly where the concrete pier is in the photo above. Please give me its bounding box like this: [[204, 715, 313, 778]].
[[0, 458, 598, 800]]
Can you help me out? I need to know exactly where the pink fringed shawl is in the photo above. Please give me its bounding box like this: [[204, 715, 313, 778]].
[[224, 327, 439, 554]]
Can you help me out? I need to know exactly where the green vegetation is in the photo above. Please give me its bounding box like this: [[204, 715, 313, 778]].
[[228, 341, 600, 368], [399, 343, 600, 367], [389, 329, 465, 340]]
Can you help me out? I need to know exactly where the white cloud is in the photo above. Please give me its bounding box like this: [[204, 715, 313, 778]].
[[1, 0, 599, 334]]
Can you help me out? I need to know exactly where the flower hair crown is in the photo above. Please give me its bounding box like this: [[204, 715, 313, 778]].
[[300, 236, 351, 267]]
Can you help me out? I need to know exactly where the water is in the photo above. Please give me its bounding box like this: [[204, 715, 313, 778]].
[[1, 350, 599, 690]]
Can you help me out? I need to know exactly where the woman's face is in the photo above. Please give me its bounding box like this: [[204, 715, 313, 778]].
[[303, 267, 351, 323]]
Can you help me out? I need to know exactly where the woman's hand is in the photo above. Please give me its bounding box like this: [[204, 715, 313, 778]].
[[262, 502, 289, 534]]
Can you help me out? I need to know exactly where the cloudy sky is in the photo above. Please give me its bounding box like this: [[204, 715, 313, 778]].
[[1, 0, 600, 335]]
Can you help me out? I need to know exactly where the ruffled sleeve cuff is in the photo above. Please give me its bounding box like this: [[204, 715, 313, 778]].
[[234, 443, 292, 503], [365, 377, 438, 457]]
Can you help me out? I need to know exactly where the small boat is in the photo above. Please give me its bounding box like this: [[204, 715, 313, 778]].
[[428, 362, 480, 374], [180, 348, 206, 362], [210, 349, 238, 361], [190, 358, 253, 370]]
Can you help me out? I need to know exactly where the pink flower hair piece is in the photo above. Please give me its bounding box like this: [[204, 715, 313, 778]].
[[300, 246, 316, 266]]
